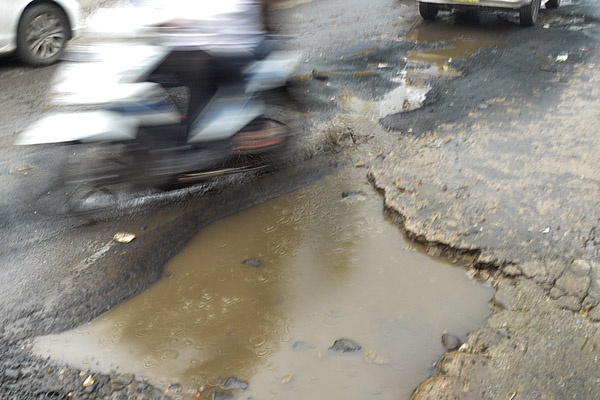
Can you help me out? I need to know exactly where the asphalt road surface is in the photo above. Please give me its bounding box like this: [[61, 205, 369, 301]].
[[1, 0, 600, 399]]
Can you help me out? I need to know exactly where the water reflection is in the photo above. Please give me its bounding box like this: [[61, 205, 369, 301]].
[[35, 167, 492, 399], [407, 21, 506, 73]]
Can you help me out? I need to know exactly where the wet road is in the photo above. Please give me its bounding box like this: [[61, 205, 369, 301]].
[[2, 0, 600, 399], [33, 167, 491, 399]]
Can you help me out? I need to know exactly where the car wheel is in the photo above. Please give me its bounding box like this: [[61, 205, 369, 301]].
[[419, 2, 439, 21], [545, 0, 560, 9], [520, 0, 541, 26], [16, 4, 70, 66]]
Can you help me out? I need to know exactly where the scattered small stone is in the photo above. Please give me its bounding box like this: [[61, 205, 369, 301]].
[[168, 383, 182, 393], [113, 232, 136, 243], [311, 69, 328, 81], [441, 333, 463, 351], [134, 380, 149, 392], [280, 373, 294, 384], [341, 190, 363, 198], [221, 376, 249, 390], [243, 258, 262, 268], [83, 375, 95, 387], [329, 338, 362, 353], [4, 368, 21, 380], [291, 340, 315, 351]]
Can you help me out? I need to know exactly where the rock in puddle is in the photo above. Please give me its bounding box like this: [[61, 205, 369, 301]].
[[329, 338, 362, 353], [221, 376, 249, 390], [441, 333, 463, 351], [291, 340, 316, 351], [168, 383, 182, 393], [243, 258, 262, 268], [341, 190, 364, 198]]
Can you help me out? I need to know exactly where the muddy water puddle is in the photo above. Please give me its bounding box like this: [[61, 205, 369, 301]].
[[35, 168, 491, 399], [406, 20, 506, 79], [340, 21, 508, 118]]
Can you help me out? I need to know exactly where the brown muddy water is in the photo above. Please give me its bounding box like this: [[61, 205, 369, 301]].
[[35, 167, 492, 399], [406, 19, 506, 78], [337, 21, 508, 118]]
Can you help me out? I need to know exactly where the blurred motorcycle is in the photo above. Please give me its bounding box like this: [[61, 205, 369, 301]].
[[17, 14, 302, 213]]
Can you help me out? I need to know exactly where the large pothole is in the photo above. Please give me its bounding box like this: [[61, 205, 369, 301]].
[[34, 166, 491, 400]]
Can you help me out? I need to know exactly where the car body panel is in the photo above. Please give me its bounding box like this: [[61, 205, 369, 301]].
[[417, 0, 532, 10], [0, 0, 82, 56]]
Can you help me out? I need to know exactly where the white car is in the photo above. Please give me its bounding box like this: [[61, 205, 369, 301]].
[[418, 0, 560, 27], [0, 0, 82, 66]]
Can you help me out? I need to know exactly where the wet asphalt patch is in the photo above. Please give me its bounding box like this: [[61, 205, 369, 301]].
[[380, 11, 597, 135]]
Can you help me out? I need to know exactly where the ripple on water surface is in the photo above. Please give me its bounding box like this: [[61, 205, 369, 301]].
[[35, 167, 492, 399]]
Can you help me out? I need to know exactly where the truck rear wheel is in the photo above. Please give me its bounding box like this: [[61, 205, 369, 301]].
[[419, 2, 439, 21], [520, 0, 541, 26]]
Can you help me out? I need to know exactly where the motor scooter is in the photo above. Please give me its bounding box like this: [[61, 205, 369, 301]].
[[17, 19, 302, 213]]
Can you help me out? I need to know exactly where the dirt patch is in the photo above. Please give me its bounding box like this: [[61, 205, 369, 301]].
[[367, 9, 600, 399]]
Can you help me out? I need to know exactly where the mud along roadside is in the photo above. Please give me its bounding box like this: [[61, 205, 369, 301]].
[[368, 2, 600, 398]]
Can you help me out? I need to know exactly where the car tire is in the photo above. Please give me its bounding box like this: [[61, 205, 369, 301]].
[[519, 0, 541, 26], [545, 0, 560, 9], [419, 2, 439, 21], [16, 4, 70, 66]]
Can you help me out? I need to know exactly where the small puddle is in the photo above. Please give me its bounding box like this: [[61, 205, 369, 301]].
[[337, 20, 508, 119], [35, 168, 492, 399], [363, 20, 508, 117], [406, 21, 506, 77]]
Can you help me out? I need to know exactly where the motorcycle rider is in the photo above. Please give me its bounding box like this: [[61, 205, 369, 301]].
[[133, 0, 268, 129]]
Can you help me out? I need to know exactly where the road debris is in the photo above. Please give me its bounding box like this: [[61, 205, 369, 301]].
[[441, 333, 463, 351], [311, 69, 329, 81], [242, 258, 262, 267], [83, 375, 95, 387], [221, 376, 249, 390], [329, 338, 362, 353], [113, 232, 136, 243]]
